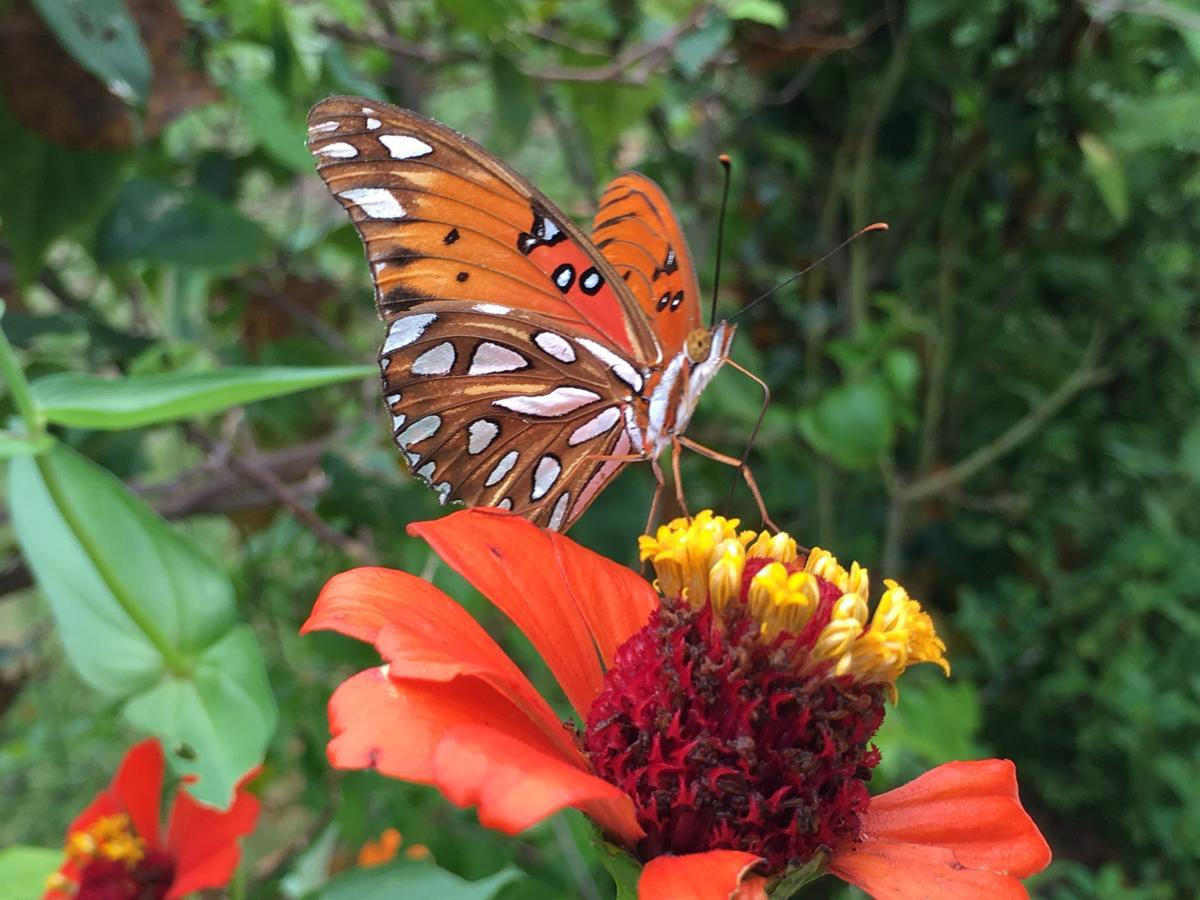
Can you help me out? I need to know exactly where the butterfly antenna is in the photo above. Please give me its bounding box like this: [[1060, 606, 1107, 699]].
[[730, 222, 889, 321], [709, 154, 733, 326]]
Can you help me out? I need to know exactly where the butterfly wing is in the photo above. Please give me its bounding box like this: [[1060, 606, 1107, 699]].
[[308, 96, 651, 529], [379, 303, 635, 530], [591, 173, 703, 359], [307, 96, 660, 363]]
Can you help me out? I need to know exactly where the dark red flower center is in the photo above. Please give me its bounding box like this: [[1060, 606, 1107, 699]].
[[75, 849, 174, 900], [583, 570, 886, 874]]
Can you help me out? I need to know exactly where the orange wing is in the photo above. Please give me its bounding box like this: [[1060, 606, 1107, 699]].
[[591, 173, 703, 358], [307, 96, 660, 364]]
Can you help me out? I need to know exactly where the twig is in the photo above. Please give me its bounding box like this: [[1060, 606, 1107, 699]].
[[185, 425, 369, 562], [899, 328, 1111, 505], [880, 329, 1109, 571]]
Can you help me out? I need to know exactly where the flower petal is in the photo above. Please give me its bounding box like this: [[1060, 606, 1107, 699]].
[[547, 528, 657, 665], [327, 666, 593, 789], [829, 840, 1031, 900], [410, 508, 637, 716], [164, 770, 260, 899], [306, 567, 569, 753], [638, 850, 763, 900], [109, 738, 165, 849], [860, 759, 1051, 877], [434, 723, 643, 847]]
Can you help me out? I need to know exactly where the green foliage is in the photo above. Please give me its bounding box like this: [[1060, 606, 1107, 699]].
[[31, 365, 373, 429], [1, 0, 1198, 896], [0, 846, 62, 900]]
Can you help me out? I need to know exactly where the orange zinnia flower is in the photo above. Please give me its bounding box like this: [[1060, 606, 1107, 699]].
[[303, 509, 1050, 898], [44, 739, 259, 900]]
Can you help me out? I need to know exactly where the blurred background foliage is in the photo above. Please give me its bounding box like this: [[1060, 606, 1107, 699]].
[[1, 0, 1198, 896]]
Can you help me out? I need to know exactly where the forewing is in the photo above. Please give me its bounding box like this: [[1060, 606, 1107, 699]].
[[591, 173, 703, 358], [307, 96, 660, 364], [380, 304, 637, 531]]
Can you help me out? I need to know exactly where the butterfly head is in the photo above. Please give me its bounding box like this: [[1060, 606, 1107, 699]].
[[685, 328, 714, 364]]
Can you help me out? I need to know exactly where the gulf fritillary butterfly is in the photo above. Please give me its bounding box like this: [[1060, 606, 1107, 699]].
[[308, 95, 774, 532]]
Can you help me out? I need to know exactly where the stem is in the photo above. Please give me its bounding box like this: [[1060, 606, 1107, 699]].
[[0, 304, 44, 436], [34, 451, 193, 676]]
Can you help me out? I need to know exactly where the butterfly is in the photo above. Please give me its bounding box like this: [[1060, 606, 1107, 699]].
[[307, 95, 774, 532]]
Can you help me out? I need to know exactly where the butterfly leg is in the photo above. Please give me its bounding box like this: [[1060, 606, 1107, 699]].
[[721, 358, 772, 509], [645, 456, 666, 538], [675, 434, 780, 532], [670, 437, 691, 519]]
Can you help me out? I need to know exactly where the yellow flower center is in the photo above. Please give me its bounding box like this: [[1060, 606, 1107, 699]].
[[65, 813, 145, 866], [639, 511, 950, 697]]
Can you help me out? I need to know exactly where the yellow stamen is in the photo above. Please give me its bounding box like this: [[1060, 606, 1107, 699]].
[[639, 511, 951, 699], [64, 813, 144, 868]]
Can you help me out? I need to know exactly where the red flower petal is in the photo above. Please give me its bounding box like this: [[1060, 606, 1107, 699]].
[[327, 666, 592, 791], [111, 738, 166, 849], [638, 850, 763, 900], [828, 840, 1031, 900], [433, 724, 642, 847], [306, 567, 569, 754], [547, 528, 657, 665], [164, 770, 260, 899], [859, 759, 1051, 877], [410, 509, 640, 716]]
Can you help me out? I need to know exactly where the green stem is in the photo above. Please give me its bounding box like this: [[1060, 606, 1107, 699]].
[[0, 303, 45, 436]]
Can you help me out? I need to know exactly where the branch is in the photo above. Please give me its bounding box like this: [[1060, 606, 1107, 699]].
[[897, 329, 1111, 504]]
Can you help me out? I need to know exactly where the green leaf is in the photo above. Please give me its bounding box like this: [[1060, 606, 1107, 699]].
[[1079, 133, 1129, 225], [318, 861, 521, 900], [797, 379, 894, 470], [1109, 91, 1200, 153], [0, 100, 127, 285], [281, 822, 341, 898], [228, 80, 313, 172], [8, 445, 275, 805], [0, 847, 63, 900], [723, 0, 787, 28], [596, 840, 641, 900], [0, 431, 55, 457], [30, 0, 151, 104], [490, 53, 536, 154], [123, 624, 276, 807], [31, 364, 374, 430], [95, 178, 270, 271]]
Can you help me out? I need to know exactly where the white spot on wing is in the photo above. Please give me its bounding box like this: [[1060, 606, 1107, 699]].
[[532, 455, 561, 500], [468, 342, 527, 375], [473, 303, 511, 315], [380, 135, 434, 159], [497, 497, 513, 510], [383, 314, 437, 354], [493, 387, 601, 417], [339, 187, 405, 219], [366, 117, 382, 130], [317, 141, 357, 158], [534, 332, 575, 363], [391, 413, 406, 431], [397, 415, 441, 446], [415, 461, 436, 481], [548, 492, 571, 530], [411, 341, 456, 376], [485, 450, 519, 486], [569, 407, 621, 445], [576, 338, 643, 392], [467, 420, 499, 455], [435, 482, 452, 504], [405, 451, 421, 466], [309, 120, 339, 133]]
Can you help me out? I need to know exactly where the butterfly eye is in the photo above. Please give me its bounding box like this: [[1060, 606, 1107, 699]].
[[685, 329, 713, 363]]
